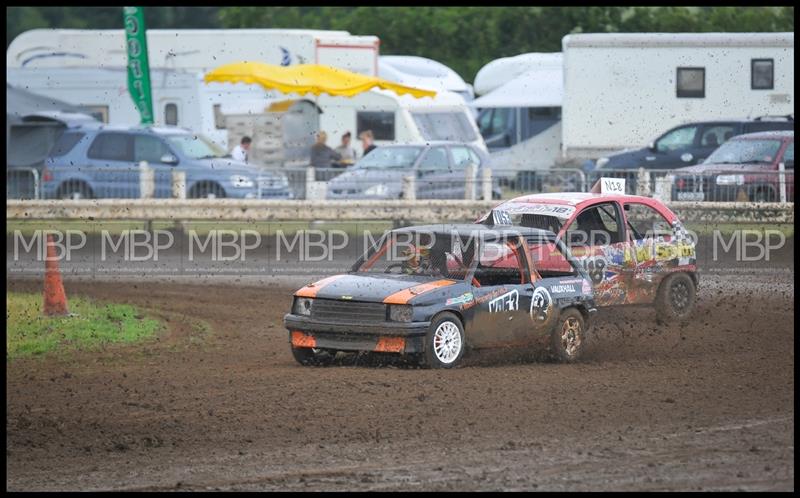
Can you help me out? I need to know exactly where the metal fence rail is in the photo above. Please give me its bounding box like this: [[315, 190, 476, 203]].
[[7, 164, 793, 203], [6, 167, 40, 200]]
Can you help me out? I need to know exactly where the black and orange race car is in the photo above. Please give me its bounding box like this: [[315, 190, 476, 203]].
[[284, 224, 596, 368]]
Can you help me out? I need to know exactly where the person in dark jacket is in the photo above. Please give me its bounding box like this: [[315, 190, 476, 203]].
[[310, 131, 342, 168]]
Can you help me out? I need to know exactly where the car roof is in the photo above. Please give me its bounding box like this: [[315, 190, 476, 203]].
[[729, 130, 794, 140], [391, 223, 557, 240], [502, 192, 654, 207], [377, 141, 477, 148], [65, 123, 194, 135]]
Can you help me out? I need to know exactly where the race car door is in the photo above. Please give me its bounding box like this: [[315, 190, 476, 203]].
[[467, 237, 536, 348], [563, 201, 634, 306]]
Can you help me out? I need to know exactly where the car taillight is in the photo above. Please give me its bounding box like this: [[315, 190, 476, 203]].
[[42, 168, 53, 182]]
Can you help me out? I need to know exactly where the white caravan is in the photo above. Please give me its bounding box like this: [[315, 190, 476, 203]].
[[469, 53, 564, 178], [561, 32, 795, 161]]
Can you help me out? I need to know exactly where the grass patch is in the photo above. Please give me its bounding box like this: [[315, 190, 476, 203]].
[[6, 292, 162, 360]]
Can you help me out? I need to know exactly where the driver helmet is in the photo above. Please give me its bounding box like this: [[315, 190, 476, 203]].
[[402, 244, 432, 274]]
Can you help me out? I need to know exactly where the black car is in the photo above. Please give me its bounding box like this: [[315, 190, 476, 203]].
[[284, 224, 596, 368], [594, 115, 794, 171]]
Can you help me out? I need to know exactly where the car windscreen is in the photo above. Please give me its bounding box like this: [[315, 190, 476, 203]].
[[704, 139, 783, 165], [356, 231, 475, 280], [354, 146, 422, 169], [412, 112, 478, 142], [479, 203, 576, 233], [166, 133, 229, 160]]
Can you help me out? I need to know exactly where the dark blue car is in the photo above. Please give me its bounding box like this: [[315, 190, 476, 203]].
[[42, 124, 292, 199], [593, 116, 794, 172]]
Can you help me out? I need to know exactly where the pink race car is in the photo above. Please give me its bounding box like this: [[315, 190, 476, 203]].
[[478, 192, 698, 322]]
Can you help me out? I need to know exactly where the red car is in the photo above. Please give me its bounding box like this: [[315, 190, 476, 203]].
[[672, 130, 794, 202], [478, 193, 697, 321]]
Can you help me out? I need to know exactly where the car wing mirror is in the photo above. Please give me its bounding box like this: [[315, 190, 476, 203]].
[[648, 141, 656, 152], [160, 153, 179, 165]]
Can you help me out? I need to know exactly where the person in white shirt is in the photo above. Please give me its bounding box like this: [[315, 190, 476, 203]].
[[231, 136, 252, 163]]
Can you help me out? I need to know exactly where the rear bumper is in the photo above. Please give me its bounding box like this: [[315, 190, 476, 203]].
[[284, 314, 429, 354]]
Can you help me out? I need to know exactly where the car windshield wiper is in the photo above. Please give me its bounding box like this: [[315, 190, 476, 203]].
[[197, 155, 222, 160]]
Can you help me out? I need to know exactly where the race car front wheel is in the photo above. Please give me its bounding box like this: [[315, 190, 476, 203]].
[[654, 272, 696, 323], [420, 312, 465, 369], [550, 308, 586, 363], [291, 346, 336, 366]]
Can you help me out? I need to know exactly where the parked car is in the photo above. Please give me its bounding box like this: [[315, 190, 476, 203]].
[[284, 224, 596, 368], [593, 115, 794, 172], [477, 192, 698, 322], [672, 131, 794, 202], [42, 124, 292, 199], [325, 142, 500, 200]]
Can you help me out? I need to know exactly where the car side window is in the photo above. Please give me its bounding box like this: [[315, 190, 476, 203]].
[[564, 202, 623, 246], [624, 203, 673, 242], [655, 126, 699, 153], [134, 135, 171, 164], [781, 141, 794, 168], [418, 147, 449, 172], [451, 146, 477, 170], [87, 132, 134, 162], [474, 241, 527, 286], [699, 125, 736, 148]]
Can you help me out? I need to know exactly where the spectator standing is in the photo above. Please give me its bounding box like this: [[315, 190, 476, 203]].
[[359, 129, 377, 157], [310, 131, 342, 168], [231, 136, 252, 163], [334, 131, 357, 166]]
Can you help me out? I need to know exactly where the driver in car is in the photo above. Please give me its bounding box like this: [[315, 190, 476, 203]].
[[402, 245, 435, 275]]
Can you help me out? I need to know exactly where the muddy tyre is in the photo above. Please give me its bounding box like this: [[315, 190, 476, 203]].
[[654, 272, 696, 323], [291, 346, 336, 366], [550, 308, 587, 363], [420, 312, 465, 369]]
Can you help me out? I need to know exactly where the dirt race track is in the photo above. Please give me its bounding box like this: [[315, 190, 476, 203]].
[[6, 273, 794, 491]]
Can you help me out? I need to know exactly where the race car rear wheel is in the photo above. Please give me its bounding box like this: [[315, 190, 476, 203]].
[[550, 308, 586, 363], [291, 346, 336, 366], [420, 312, 465, 369], [654, 272, 696, 323]]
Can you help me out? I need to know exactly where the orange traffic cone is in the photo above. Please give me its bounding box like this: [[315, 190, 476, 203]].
[[43, 234, 69, 316]]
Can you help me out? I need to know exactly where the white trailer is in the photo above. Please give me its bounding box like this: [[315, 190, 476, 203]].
[[7, 28, 380, 75], [561, 32, 795, 161]]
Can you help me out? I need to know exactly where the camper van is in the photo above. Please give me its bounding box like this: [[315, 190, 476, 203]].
[[224, 88, 486, 168], [469, 53, 564, 179], [561, 32, 795, 161]]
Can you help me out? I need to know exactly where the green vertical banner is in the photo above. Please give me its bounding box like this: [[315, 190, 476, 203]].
[[124, 6, 154, 125]]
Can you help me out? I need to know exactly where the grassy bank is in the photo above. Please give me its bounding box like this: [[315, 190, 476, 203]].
[[6, 292, 162, 360]]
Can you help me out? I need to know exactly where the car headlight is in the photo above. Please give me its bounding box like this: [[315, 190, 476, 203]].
[[595, 157, 610, 170], [388, 304, 413, 322], [292, 297, 313, 316], [230, 174, 255, 188], [715, 174, 744, 186], [363, 183, 389, 196]]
